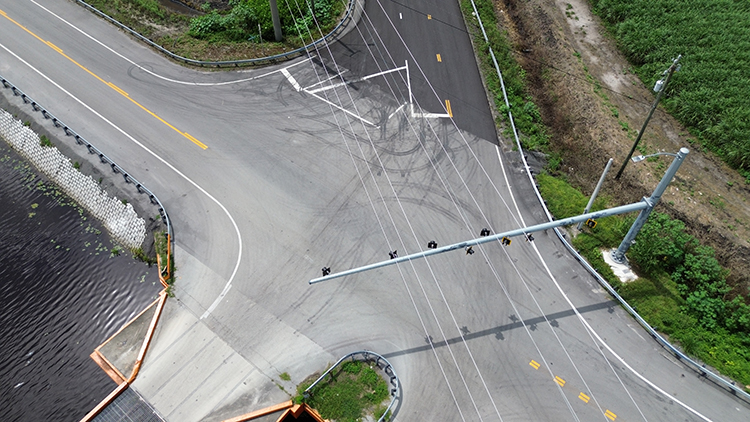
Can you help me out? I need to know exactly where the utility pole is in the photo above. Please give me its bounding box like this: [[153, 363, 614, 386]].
[[615, 55, 681, 180], [269, 0, 283, 42]]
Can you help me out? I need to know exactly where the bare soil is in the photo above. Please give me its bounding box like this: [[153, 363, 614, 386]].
[[495, 0, 750, 294]]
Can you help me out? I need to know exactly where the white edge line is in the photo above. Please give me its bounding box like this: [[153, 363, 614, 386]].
[[494, 146, 713, 422], [0, 41, 243, 320], [29, 0, 312, 86]]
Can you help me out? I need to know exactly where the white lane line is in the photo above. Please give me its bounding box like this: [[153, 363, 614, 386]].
[[402, 60, 449, 119], [411, 109, 451, 119], [29, 0, 312, 86], [494, 146, 713, 422], [304, 70, 349, 90], [0, 40, 243, 320], [387, 103, 406, 120], [303, 65, 407, 94], [303, 89, 377, 127], [281, 68, 301, 92], [399, 12, 403, 19]]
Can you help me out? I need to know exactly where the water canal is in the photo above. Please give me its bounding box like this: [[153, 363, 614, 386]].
[[0, 144, 161, 421]]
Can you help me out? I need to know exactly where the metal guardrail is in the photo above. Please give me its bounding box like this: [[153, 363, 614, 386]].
[[466, 0, 750, 402], [304, 350, 401, 421], [0, 74, 173, 245], [74, 0, 356, 68]]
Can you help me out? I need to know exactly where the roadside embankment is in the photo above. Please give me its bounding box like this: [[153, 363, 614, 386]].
[[0, 76, 168, 255]]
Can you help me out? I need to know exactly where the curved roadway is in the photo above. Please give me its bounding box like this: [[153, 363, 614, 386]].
[[0, 0, 747, 421]]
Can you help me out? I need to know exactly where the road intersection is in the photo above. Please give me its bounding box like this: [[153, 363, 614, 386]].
[[0, 0, 747, 421]]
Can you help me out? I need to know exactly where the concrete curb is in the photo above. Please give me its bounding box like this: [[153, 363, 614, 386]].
[[221, 400, 294, 422]]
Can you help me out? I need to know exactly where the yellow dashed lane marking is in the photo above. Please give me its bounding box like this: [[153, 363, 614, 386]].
[[0, 9, 207, 150], [578, 392, 590, 403], [529, 360, 540, 370], [604, 410, 617, 421], [554, 376, 566, 387], [445, 99, 453, 117], [436, 53, 442, 62]]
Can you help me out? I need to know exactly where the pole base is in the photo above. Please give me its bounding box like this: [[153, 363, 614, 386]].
[[603, 249, 638, 283]]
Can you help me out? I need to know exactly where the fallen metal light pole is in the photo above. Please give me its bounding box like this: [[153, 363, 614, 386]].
[[310, 148, 689, 285], [309, 202, 648, 285]]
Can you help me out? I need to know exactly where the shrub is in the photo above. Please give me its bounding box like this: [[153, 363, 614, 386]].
[[189, 10, 225, 38], [628, 213, 696, 275], [672, 245, 728, 295]]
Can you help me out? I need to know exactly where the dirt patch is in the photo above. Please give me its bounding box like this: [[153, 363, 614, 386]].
[[495, 0, 750, 294]]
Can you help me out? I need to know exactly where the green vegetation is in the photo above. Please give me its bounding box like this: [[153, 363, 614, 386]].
[[590, 0, 750, 177], [460, 0, 553, 157], [538, 174, 750, 390], [154, 231, 175, 293], [189, 0, 341, 43], [82, 0, 345, 62], [39, 135, 54, 148], [279, 371, 291, 381], [132, 246, 157, 265], [296, 360, 390, 422], [110, 245, 123, 257]]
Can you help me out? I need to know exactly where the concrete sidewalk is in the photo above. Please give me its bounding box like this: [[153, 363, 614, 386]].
[[124, 245, 335, 422]]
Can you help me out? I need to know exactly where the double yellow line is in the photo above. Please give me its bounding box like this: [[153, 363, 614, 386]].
[[0, 8, 207, 149]]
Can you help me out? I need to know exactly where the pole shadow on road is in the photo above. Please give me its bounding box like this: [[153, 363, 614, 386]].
[[382, 300, 615, 359]]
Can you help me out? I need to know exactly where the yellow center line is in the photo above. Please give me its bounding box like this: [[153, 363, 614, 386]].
[[0, 9, 208, 150], [445, 99, 453, 118], [529, 360, 540, 370], [436, 53, 442, 62], [578, 392, 590, 403], [604, 409, 617, 421], [46, 41, 63, 54], [107, 82, 129, 97], [428, 14, 432, 19], [554, 375, 566, 387]]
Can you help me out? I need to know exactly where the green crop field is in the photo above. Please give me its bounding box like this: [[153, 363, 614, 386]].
[[591, 0, 750, 175]]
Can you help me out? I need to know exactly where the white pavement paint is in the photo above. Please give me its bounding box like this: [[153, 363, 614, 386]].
[[303, 65, 406, 94], [602, 249, 639, 282], [494, 147, 713, 421], [281, 68, 302, 92], [29, 0, 312, 87], [0, 40, 243, 320]]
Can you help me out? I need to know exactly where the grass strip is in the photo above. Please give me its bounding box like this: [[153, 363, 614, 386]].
[[538, 174, 750, 391], [296, 360, 390, 422]]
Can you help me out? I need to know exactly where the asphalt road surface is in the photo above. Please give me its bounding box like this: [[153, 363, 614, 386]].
[[0, 0, 748, 421]]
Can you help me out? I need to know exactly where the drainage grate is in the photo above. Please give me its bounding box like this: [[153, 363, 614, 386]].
[[92, 387, 165, 422]]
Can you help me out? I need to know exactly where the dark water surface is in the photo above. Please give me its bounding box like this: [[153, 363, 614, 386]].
[[0, 145, 161, 421]]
